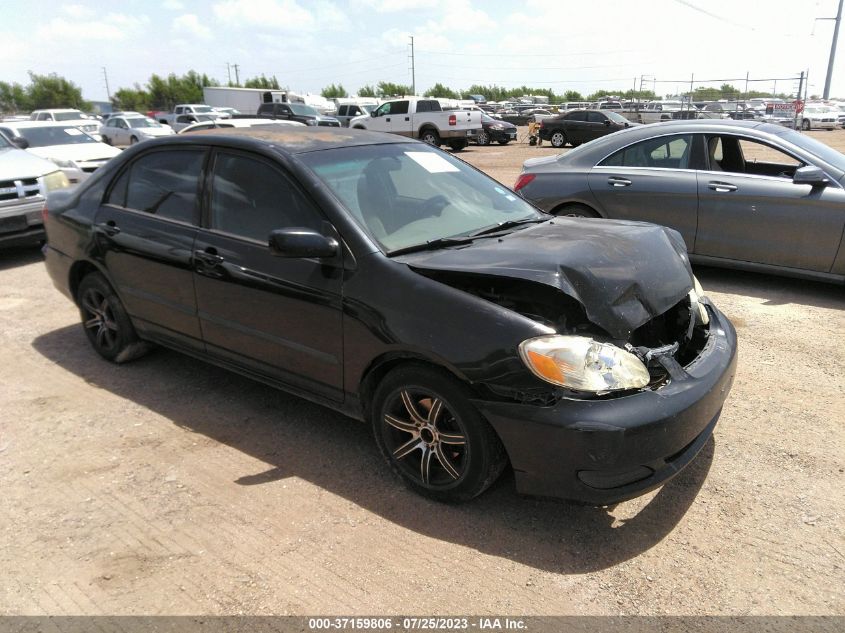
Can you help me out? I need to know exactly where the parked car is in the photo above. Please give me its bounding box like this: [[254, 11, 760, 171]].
[[539, 109, 638, 148], [0, 133, 71, 248], [335, 102, 378, 127], [257, 102, 341, 127], [475, 113, 517, 146], [177, 118, 305, 134], [42, 127, 735, 504], [0, 121, 121, 184], [29, 109, 101, 137], [516, 120, 845, 284], [99, 114, 175, 146], [157, 104, 230, 127], [798, 105, 838, 131]]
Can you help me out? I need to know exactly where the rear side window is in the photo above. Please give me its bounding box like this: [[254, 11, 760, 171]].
[[209, 152, 322, 242], [601, 134, 693, 169], [565, 111, 587, 121], [116, 150, 204, 223]]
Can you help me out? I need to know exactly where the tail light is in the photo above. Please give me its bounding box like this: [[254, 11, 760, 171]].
[[513, 173, 536, 192], [448, 114, 456, 126]]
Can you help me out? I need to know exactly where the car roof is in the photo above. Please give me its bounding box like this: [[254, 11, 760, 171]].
[[556, 119, 791, 166], [151, 127, 413, 154], [0, 120, 89, 129]]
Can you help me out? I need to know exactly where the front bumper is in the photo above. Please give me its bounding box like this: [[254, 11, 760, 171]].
[[474, 305, 737, 504], [0, 200, 46, 249], [488, 128, 517, 142]]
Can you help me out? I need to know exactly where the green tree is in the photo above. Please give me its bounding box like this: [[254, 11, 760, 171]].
[[321, 83, 347, 99], [25, 72, 90, 110], [358, 84, 377, 97], [424, 83, 459, 99], [0, 81, 30, 113], [112, 84, 150, 112], [562, 90, 584, 101], [144, 71, 219, 110], [377, 81, 412, 98], [244, 74, 280, 89]]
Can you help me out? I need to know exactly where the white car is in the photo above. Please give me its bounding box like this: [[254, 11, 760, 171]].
[[0, 121, 121, 184], [177, 118, 306, 134], [29, 109, 101, 138], [798, 105, 838, 131], [100, 115, 174, 146]]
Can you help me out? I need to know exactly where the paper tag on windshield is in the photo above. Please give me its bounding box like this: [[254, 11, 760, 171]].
[[405, 152, 459, 173], [64, 128, 83, 136]]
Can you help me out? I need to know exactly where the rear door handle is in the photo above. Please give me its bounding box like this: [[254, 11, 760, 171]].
[[94, 221, 120, 236], [607, 177, 632, 187], [708, 181, 738, 192]]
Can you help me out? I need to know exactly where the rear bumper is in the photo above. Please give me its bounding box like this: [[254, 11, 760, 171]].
[[439, 128, 479, 140], [475, 305, 737, 504]]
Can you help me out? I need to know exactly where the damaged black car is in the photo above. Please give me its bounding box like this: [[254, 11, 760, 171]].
[[43, 128, 737, 504]]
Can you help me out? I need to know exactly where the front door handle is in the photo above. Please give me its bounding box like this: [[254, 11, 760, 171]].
[[194, 248, 224, 266], [608, 177, 632, 187], [95, 220, 120, 236], [405, 117, 410, 121], [708, 181, 738, 192]]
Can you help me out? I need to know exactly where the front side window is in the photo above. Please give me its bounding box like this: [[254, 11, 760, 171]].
[[209, 152, 322, 243], [601, 134, 693, 169], [706, 135, 804, 176], [586, 111, 606, 123], [121, 150, 204, 223]]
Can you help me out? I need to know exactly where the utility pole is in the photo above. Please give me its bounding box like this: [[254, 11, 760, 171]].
[[102, 66, 111, 101], [795, 71, 804, 130], [823, 0, 843, 99], [226, 62, 232, 86], [409, 36, 416, 96], [233, 64, 240, 86]]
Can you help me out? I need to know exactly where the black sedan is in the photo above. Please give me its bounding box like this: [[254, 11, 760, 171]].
[[43, 128, 736, 504], [516, 120, 845, 284], [540, 109, 637, 148], [475, 113, 517, 146]]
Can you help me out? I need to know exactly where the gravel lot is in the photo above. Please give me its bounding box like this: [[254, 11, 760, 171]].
[[1, 129, 843, 617]]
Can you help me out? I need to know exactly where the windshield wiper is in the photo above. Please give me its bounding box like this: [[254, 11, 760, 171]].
[[388, 236, 475, 256], [467, 217, 547, 238]]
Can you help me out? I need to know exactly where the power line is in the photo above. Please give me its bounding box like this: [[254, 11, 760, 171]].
[[416, 48, 647, 58]]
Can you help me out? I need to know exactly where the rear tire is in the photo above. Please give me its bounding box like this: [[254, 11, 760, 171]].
[[550, 130, 567, 148], [802, 119, 811, 131], [554, 203, 599, 218], [419, 128, 441, 146], [371, 365, 507, 503], [77, 273, 150, 363]]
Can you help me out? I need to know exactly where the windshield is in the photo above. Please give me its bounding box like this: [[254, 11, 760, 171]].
[[301, 143, 545, 253], [14, 125, 99, 146], [362, 105, 376, 114], [772, 127, 845, 172], [605, 111, 629, 124], [53, 111, 85, 121], [0, 134, 10, 149], [290, 103, 318, 116], [128, 117, 161, 128]]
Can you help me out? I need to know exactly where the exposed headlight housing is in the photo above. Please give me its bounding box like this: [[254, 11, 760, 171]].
[[688, 276, 710, 326], [41, 170, 71, 192], [519, 335, 650, 392], [305, 119, 318, 126]]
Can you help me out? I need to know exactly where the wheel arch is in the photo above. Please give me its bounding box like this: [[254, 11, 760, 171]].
[[68, 259, 115, 306], [550, 200, 604, 218]]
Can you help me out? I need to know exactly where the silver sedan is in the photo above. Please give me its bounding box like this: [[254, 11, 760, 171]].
[[515, 120, 845, 284]]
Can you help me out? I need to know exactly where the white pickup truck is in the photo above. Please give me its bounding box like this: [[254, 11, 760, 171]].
[[157, 104, 229, 128], [349, 98, 481, 151]]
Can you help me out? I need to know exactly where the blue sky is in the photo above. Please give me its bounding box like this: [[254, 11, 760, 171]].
[[1, 0, 843, 102]]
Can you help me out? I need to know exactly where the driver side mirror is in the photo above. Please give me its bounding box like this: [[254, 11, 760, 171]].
[[11, 136, 29, 149], [269, 228, 338, 259], [604, 120, 611, 126], [793, 165, 829, 187]]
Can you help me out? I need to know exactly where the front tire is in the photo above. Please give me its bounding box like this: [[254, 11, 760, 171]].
[[497, 139, 510, 145], [130, 135, 139, 145], [372, 365, 507, 502], [554, 203, 599, 218], [449, 139, 467, 152], [77, 273, 149, 363], [802, 119, 811, 131], [550, 130, 567, 148], [476, 130, 491, 146]]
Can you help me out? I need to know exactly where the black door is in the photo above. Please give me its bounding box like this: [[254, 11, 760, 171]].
[[93, 148, 206, 351], [193, 150, 344, 402]]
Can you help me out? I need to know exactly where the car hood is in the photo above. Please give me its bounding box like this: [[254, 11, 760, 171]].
[[0, 147, 62, 179], [28, 143, 121, 162], [395, 218, 694, 340], [136, 127, 173, 137]]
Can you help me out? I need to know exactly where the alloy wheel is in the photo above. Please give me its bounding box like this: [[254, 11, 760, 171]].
[[81, 287, 119, 354]]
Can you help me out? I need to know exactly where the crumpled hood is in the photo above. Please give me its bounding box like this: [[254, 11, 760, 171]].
[[396, 218, 694, 340], [28, 142, 121, 163]]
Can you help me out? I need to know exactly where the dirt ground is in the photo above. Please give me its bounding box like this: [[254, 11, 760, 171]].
[[0, 129, 844, 617]]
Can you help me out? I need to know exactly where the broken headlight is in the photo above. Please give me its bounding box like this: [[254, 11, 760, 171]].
[[519, 335, 650, 392]]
